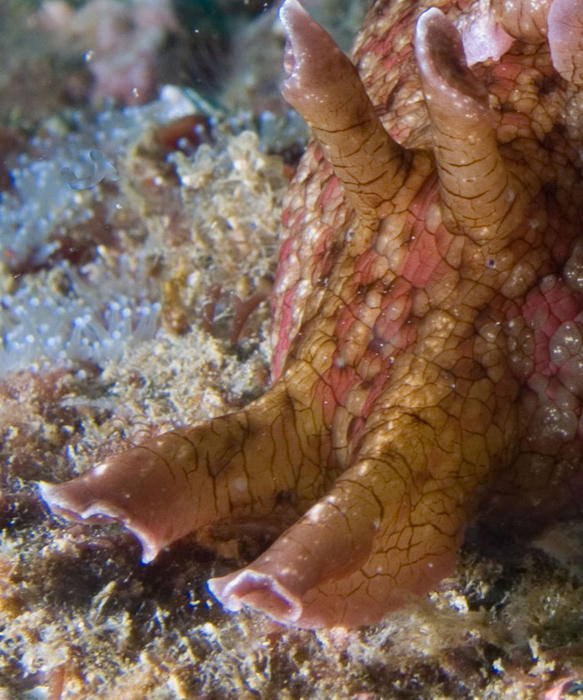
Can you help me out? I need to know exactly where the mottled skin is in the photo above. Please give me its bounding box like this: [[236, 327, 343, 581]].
[[40, 0, 583, 628]]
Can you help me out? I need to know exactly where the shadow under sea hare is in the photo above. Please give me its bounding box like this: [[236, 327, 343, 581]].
[[40, 0, 583, 628]]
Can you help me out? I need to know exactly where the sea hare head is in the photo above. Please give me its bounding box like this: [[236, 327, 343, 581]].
[[40, 0, 583, 629]]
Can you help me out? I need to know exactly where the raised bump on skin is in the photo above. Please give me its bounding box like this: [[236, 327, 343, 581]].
[[414, 8, 528, 245], [279, 0, 411, 227]]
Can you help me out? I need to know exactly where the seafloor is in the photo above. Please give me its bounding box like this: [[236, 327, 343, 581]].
[[1, 1, 583, 698]]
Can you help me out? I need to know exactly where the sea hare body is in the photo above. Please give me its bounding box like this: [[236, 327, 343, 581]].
[[40, 0, 583, 628]]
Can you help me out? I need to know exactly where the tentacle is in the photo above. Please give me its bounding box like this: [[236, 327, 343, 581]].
[[209, 403, 478, 628], [457, 4, 514, 66], [415, 8, 528, 245], [547, 0, 583, 85], [208, 467, 381, 625], [279, 0, 411, 227], [39, 384, 327, 563], [492, 0, 583, 85], [491, 0, 551, 43]]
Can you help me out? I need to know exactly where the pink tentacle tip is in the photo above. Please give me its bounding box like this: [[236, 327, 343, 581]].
[[548, 0, 583, 84], [37, 478, 162, 564], [208, 569, 303, 624]]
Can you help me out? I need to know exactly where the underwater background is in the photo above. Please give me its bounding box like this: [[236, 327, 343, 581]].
[[2, 1, 583, 698]]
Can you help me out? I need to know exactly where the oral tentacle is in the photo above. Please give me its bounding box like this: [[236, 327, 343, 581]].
[[209, 464, 381, 626], [209, 383, 498, 629], [547, 0, 583, 85], [39, 384, 330, 563], [491, 0, 551, 43], [492, 0, 583, 84], [415, 8, 529, 246], [279, 0, 412, 228]]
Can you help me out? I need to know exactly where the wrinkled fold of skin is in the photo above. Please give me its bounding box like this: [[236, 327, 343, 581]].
[[39, 0, 583, 628]]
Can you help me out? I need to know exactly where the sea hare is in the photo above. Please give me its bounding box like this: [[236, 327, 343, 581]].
[[39, 0, 583, 628]]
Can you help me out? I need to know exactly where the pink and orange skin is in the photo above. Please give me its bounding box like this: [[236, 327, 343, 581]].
[[39, 0, 583, 628]]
